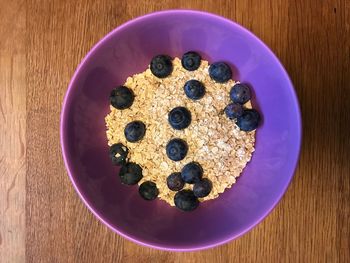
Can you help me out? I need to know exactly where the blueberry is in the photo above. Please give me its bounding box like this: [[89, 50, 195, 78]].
[[167, 172, 185, 191], [224, 103, 243, 119], [209, 62, 232, 83], [166, 139, 188, 161], [174, 190, 199, 211], [168, 107, 191, 130], [139, 181, 159, 200], [181, 51, 201, 71], [109, 143, 128, 165], [193, 178, 212, 198], [110, 86, 134, 109], [230, 83, 251, 104], [150, 55, 173, 78], [237, 109, 261, 131], [184, 80, 206, 100], [124, 121, 146, 142], [181, 162, 203, 184], [119, 162, 143, 185]]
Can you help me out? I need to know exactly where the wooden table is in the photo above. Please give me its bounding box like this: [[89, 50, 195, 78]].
[[0, 0, 349, 262]]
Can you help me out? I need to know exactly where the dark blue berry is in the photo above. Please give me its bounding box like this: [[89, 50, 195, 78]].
[[184, 80, 206, 100], [230, 83, 251, 104], [209, 62, 232, 83], [174, 190, 199, 211], [150, 55, 173, 78], [166, 139, 188, 161], [124, 121, 146, 142], [237, 109, 261, 131], [181, 162, 203, 184], [119, 162, 143, 185], [167, 172, 185, 191], [181, 51, 201, 71], [225, 103, 243, 119], [193, 178, 212, 198], [168, 107, 191, 130], [109, 143, 128, 165], [139, 181, 159, 200], [110, 86, 134, 109]]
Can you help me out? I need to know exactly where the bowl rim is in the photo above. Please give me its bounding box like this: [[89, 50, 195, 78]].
[[60, 9, 302, 252]]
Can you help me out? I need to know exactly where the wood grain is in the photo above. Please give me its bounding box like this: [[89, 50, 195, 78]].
[[0, 0, 349, 262], [0, 0, 26, 262]]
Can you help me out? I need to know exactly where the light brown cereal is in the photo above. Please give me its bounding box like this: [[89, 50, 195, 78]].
[[105, 58, 255, 206]]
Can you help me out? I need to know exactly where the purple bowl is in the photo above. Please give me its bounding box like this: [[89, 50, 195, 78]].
[[60, 10, 301, 251]]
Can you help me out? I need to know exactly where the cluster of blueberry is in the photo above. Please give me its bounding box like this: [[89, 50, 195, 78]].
[[150, 52, 260, 132], [152, 52, 216, 211], [109, 142, 160, 201], [108, 51, 261, 211], [109, 83, 159, 201], [224, 84, 260, 131]]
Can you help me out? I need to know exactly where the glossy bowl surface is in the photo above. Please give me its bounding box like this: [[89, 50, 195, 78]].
[[61, 10, 302, 251]]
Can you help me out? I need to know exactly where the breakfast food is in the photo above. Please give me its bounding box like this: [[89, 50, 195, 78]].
[[139, 181, 159, 200], [105, 52, 261, 211], [174, 190, 199, 211]]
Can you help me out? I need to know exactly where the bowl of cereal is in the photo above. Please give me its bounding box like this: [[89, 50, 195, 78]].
[[61, 10, 301, 251]]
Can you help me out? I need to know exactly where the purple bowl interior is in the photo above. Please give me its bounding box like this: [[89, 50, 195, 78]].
[[61, 10, 301, 251]]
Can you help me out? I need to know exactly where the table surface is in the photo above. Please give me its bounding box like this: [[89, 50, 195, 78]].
[[0, 0, 349, 262]]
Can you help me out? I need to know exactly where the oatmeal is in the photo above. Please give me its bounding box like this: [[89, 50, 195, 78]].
[[105, 56, 257, 207]]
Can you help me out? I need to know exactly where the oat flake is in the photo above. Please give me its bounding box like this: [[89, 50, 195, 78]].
[[105, 58, 255, 206]]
